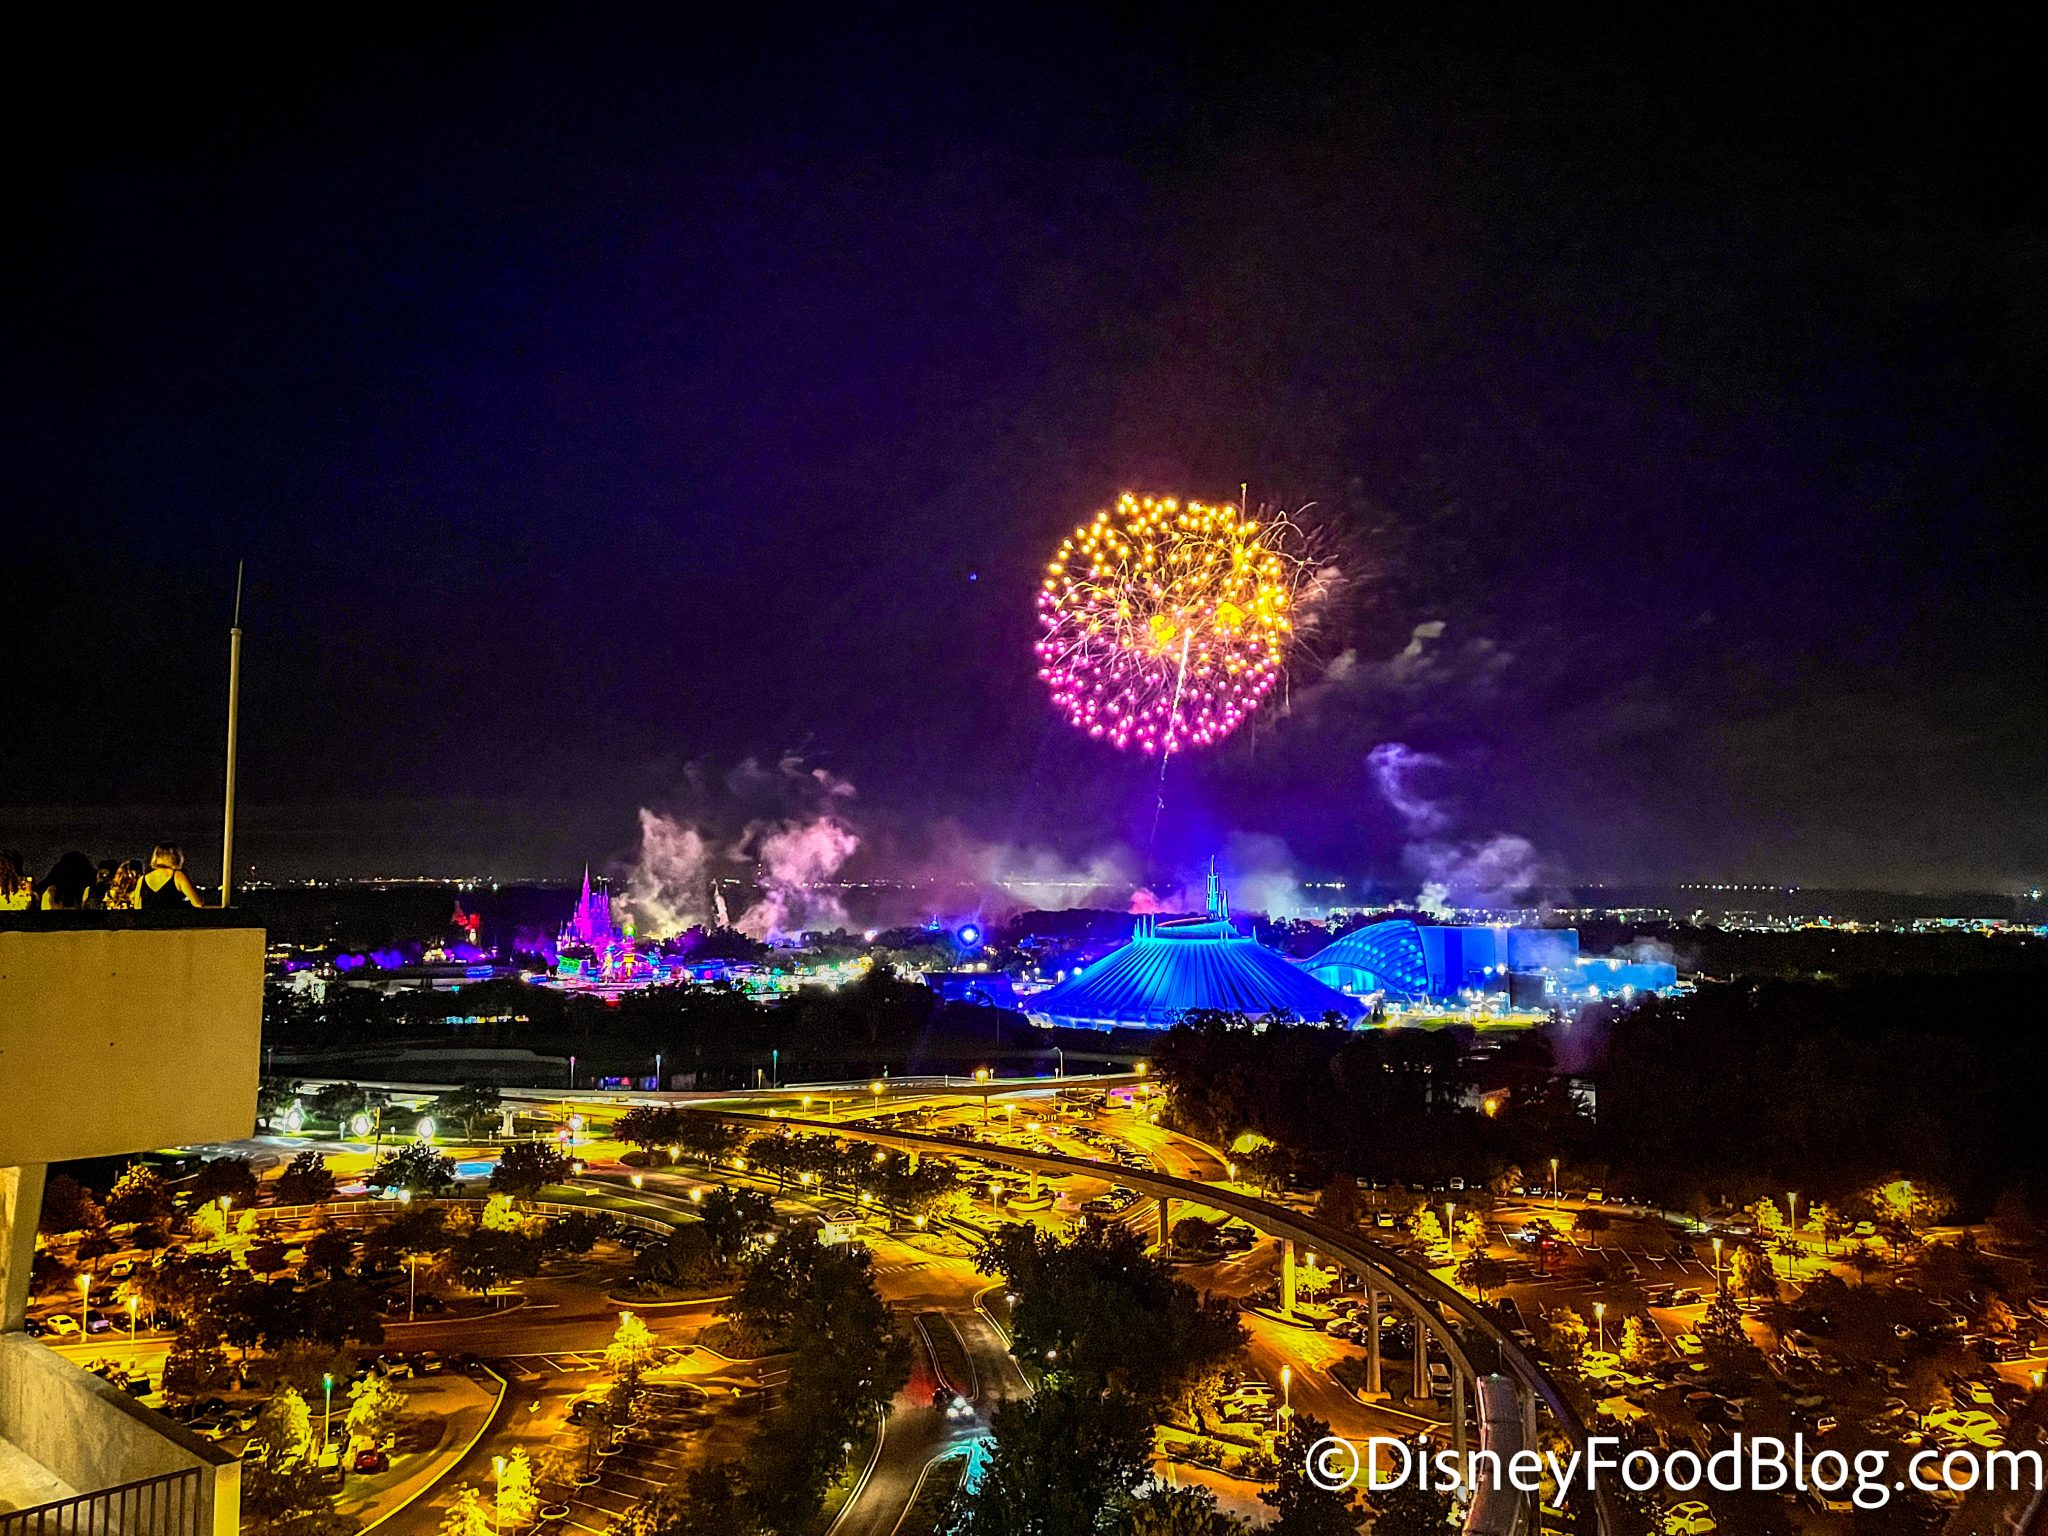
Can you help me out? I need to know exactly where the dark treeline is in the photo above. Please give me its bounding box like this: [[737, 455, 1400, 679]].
[[265, 966, 1139, 1085], [1156, 968, 2048, 1224]]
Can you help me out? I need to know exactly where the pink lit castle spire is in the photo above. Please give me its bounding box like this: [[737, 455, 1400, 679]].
[[562, 866, 620, 948]]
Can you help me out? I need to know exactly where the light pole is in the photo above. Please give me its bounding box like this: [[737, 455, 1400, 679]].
[[220, 1196, 233, 1249], [1281, 1364, 1292, 1422], [1787, 1191, 1799, 1240], [654, 1052, 663, 1089], [493, 1455, 506, 1536], [974, 1067, 992, 1123], [126, 1294, 137, 1345], [567, 1055, 576, 1090], [1595, 1301, 1606, 1357], [408, 1252, 418, 1322], [1712, 1236, 1724, 1293], [78, 1274, 90, 1327], [870, 1080, 884, 1116], [1550, 1158, 1559, 1201], [321, 1372, 334, 1460], [1053, 1046, 1064, 1079]]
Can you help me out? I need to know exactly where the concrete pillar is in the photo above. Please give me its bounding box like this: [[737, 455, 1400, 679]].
[[1413, 1316, 1430, 1399], [498, 1106, 517, 1138], [1522, 1383, 1539, 1445], [1453, 1370, 1469, 1467], [1365, 1285, 1382, 1397], [1, 1164, 48, 1332], [1157, 1196, 1170, 1251], [1281, 1239, 1296, 1315]]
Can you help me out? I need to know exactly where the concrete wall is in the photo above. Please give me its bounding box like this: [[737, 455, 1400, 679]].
[[0, 1335, 238, 1536], [0, 925, 264, 1166]]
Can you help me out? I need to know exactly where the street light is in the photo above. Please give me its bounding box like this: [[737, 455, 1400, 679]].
[[1712, 1236, 1724, 1292], [1595, 1301, 1606, 1356], [1787, 1191, 1799, 1238], [1550, 1158, 1559, 1201], [321, 1372, 335, 1460], [408, 1252, 419, 1321], [1281, 1364, 1292, 1420], [126, 1294, 137, 1345], [870, 1080, 884, 1114], [78, 1274, 90, 1324], [493, 1455, 506, 1536]]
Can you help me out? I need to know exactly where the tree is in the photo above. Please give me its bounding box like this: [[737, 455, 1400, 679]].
[[252, 1387, 316, 1463], [1313, 1175, 1360, 1230], [309, 1082, 389, 1132], [442, 1229, 539, 1302], [606, 1310, 661, 1384], [77, 1225, 119, 1273], [1745, 1198, 1785, 1233], [1547, 1308, 1589, 1360], [429, 1084, 501, 1141], [613, 1106, 683, 1154], [490, 1142, 571, 1200], [697, 1186, 776, 1268], [275, 1153, 337, 1207], [1455, 1253, 1505, 1301], [439, 1486, 495, 1536], [244, 1457, 356, 1536], [39, 1174, 104, 1236], [1126, 1487, 1250, 1535], [1412, 1210, 1445, 1248], [191, 1157, 260, 1209], [370, 1144, 458, 1198], [1172, 1216, 1217, 1256], [943, 1384, 1154, 1534], [1366, 1458, 1452, 1536], [305, 1228, 359, 1278], [1457, 1211, 1490, 1254], [249, 1238, 291, 1278], [1731, 1241, 1779, 1300], [190, 1203, 228, 1246], [496, 1449, 539, 1530], [1570, 1209, 1610, 1244], [106, 1164, 175, 1228], [542, 1212, 603, 1256], [345, 1372, 408, 1451], [1619, 1315, 1660, 1370], [480, 1194, 526, 1233], [1262, 1413, 1362, 1535]]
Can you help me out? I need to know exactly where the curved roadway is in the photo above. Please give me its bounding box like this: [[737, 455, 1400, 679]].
[[691, 1108, 1613, 1536]]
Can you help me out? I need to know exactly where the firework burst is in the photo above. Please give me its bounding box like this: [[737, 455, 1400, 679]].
[[1034, 492, 1317, 755]]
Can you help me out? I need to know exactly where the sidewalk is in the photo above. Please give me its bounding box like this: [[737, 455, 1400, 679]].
[[346, 1370, 505, 1529]]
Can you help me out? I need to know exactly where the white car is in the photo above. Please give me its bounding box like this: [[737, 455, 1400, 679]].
[[1663, 1501, 1716, 1535], [45, 1314, 81, 1336]]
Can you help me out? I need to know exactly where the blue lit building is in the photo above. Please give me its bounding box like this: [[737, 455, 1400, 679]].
[[1028, 871, 1367, 1032], [1304, 920, 1670, 1005]]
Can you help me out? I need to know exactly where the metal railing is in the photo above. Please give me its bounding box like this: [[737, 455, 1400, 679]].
[[0, 1466, 205, 1536]]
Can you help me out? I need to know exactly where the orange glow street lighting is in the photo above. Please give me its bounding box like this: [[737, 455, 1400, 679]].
[[1712, 1236, 1724, 1291], [1595, 1301, 1607, 1355]]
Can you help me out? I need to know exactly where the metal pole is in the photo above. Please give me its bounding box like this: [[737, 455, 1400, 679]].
[[220, 562, 244, 906]]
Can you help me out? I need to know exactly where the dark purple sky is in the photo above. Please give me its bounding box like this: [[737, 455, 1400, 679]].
[[6, 9, 2044, 892]]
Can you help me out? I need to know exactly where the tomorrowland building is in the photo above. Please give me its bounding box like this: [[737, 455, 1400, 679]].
[[1027, 874, 1679, 1033], [1028, 871, 1368, 1031]]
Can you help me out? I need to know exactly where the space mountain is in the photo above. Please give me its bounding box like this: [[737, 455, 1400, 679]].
[[1027, 868, 1367, 1031]]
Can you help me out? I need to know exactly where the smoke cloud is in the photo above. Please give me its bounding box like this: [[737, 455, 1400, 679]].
[[735, 814, 861, 939], [1369, 739, 1546, 913]]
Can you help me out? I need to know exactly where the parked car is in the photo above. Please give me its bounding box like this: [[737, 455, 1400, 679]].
[[352, 1448, 390, 1474], [45, 1314, 81, 1336], [1662, 1500, 1717, 1535]]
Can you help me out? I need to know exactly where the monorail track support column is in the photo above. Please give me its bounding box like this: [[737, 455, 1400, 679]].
[[1364, 1284, 1383, 1398]]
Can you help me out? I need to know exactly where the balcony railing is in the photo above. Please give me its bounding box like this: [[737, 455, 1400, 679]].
[[0, 1467, 205, 1536]]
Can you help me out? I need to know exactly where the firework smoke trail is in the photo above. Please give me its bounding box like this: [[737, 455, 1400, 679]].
[[1149, 624, 1194, 852]]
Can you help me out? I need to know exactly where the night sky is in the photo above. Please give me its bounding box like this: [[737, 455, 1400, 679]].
[[6, 9, 2043, 894]]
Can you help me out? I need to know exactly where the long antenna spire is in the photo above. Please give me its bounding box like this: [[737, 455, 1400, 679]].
[[221, 562, 244, 907]]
